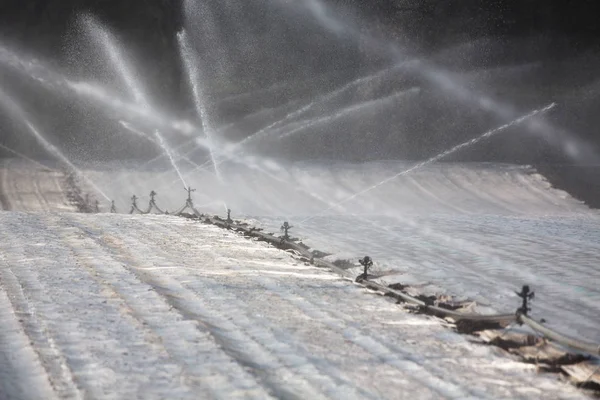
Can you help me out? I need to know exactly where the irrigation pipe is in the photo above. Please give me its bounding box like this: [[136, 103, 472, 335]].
[[118, 193, 600, 355], [519, 314, 600, 356]]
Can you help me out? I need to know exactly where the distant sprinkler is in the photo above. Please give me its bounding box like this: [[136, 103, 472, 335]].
[[129, 195, 138, 214], [280, 221, 293, 240], [357, 256, 373, 282], [186, 187, 196, 206]]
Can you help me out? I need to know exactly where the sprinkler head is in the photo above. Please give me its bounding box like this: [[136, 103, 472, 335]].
[[359, 256, 373, 268], [515, 284, 535, 317]]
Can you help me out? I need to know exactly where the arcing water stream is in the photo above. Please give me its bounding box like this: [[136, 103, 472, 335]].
[[0, 86, 110, 201]]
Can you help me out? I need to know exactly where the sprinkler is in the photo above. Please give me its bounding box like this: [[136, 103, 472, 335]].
[[146, 190, 168, 214], [149, 190, 157, 212], [281, 221, 293, 240], [227, 208, 232, 224], [110, 200, 117, 213], [94, 200, 100, 213], [129, 194, 138, 214], [357, 256, 373, 282], [186, 187, 196, 206], [172, 187, 197, 217], [516, 285, 534, 317]]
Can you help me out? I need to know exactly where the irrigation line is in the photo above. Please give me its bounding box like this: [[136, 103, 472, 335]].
[[105, 193, 600, 358], [208, 211, 600, 354], [151, 201, 167, 214], [132, 204, 149, 214], [357, 278, 516, 322], [149, 200, 516, 323], [519, 314, 600, 356]]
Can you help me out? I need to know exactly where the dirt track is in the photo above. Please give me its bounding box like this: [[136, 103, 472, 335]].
[[0, 159, 74, 212]]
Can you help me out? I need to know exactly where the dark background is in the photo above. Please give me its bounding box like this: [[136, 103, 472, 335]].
[[0, 0, 599, 204], [1, 1, 598, 52]]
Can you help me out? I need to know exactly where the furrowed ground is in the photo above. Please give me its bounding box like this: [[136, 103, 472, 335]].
[[0, 212, 590, 399], [0, 161, 597, 399]]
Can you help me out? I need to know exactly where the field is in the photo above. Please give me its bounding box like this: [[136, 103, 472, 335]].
[[0, 159, 598, 399]]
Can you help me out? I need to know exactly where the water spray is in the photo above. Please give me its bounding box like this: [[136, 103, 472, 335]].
[[0, 86, 111, 201], [283, 0, 598, 165], [152, 63, 407, 183], [177, 30, 222, 181], [117, 133, 199, 174], [153, 130, 188, 190], [80, 14, 150, 108], [169, 83, 419, 186], [68, 81, 197, 136], [277, 87, 419, 141], [0, 142, 55, 171], [0, 43, 198, 138], [220, 61, 415, 158], [119, 120, 202, 171], [300, 102, 557, 224]]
